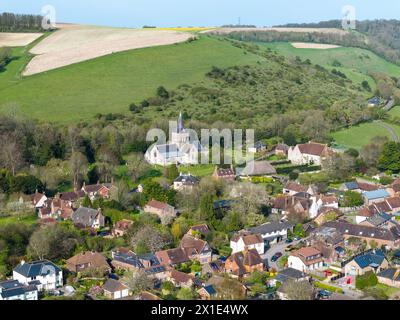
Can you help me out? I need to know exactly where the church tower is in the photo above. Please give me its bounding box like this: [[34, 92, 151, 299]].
[[178, 112, 184, 133]]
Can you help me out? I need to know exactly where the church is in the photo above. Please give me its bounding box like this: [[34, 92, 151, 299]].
[[145, 113, 206, 166]]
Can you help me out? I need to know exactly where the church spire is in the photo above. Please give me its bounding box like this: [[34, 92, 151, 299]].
[[178, 112, 184, 133]]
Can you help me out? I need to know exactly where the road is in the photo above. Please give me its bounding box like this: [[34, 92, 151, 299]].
[[261, 238, 305, 270], [375, 120, 399, 142]]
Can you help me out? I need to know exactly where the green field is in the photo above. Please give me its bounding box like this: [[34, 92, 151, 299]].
[[332, 121, 400, 149], [258, 42, 400, 91], [0, 36, 261, 123], [389, 106, 400, 117], [0, 214, 37, 226]]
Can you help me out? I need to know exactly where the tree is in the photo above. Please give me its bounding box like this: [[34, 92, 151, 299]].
[[27, 225, 80, 261], [123, 270, 153, 295], [217, 277, 246, 300], [199, 193, 215, 221], [156, 86, 170, 99], [96, 147, 119, 183], [230, 183, 268, 216], [164, 165, 179, 181], [125, 153, 149, 182], [280, 280, 314, 300], [378, 142, 400, 172], [360, 136, 388, 168], [12, 175, 44, 194], [0, 134, 24, 176], [82, 195, 93, 208], [129, 224, 170, 253], [176, 287, 194, 300], [322, 153, 355, 180], [69, 152, 88, 189], [343, 191, 364, 207]]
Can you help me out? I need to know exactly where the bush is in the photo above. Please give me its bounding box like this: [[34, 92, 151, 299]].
[[356, 271, 378, 290]]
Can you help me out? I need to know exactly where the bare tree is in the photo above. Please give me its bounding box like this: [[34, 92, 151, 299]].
[[125, 153, 149, 182], [129, 225, 170, 253], [229, 182, 268, 215], [280, 280, 314, 300], [0, 133, 23, 176], [69, 151, 88, 189], [123, 269, 153, 295]]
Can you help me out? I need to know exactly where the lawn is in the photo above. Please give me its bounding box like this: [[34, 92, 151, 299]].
[[0, 213, 37, 226], [332, 121, 400, 150], [260, 42, 400, 82], [389, 106, 400, 118], [0, 36, 261, 123], [178, 164, 215, 177]]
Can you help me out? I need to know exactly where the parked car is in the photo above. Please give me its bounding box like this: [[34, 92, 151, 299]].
[[271, 252, 283, 262], [317, 290, 332, 300], [285, 245, 296, 252], [285, 238, 293, 244]]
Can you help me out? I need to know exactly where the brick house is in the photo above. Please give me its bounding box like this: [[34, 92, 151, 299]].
[[225, 249, 264, 278], [66, 251, 111, 274], [144, 199, 177, 224]]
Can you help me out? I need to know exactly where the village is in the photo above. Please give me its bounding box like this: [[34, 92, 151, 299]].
[[2, 122, 400, 301]]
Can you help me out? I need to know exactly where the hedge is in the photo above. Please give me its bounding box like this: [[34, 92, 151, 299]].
[[276, 165, 321, 175], [314, 281, 344, 294]]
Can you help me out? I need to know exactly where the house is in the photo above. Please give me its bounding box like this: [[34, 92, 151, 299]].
[[66, 251, 111, 274], [368, 96, 381, 107], [323, 221, 400, 249], [363, 189, 390, 205], [236, 160, 276, 177], [144, 199, 177, 224], [343, 249, 388, 276], [0, 280, 38, 301], [156, 247, 190, 266], [357, 197, 400, 222], [173, 173, 199, 191], [111, 249, 166, 278], [377, 268, 400, 288], [275, 143, 289, 156], [288, 247, 324, 273], [71, 207, 105, 229], [187, 224, 210, 237], [145, 113, 206, 166], [283, 182, 307, 196], [274, 268, 309, 284], [314, 207, 343, 226], [359, 212, 394, 228], [248, 221, 295, 244], [37, 197, 74, 220], [225, 249, 264, 278], [230, 233, 265, 255], [288, 142, 329, 165], [112, 219, 133, 237], [355, 207, 376, 224], [212, 166, 235, 181], [167, 269, 202, 288], [308, 194, 339, 219], [247, 141, 266, 153], [13, 260, 63, 291], [57, 190, 86, 206], [272, 195, 311, 218], [103, 278, 129, 300], [197, 285, 217, 300], [340, 181, 360, 192], [31, 192, 47, 209], [180, 234, 212, 264], [82, 182, 114, 200]]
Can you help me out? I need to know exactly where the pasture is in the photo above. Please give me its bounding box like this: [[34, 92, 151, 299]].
[[0, 36, 261, 123], [332, 121, 400, 150]]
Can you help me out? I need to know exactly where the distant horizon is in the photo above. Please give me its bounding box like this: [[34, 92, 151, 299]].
[[1, 0, 399, 29]]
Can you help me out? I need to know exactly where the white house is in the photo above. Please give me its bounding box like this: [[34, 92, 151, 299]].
[[145, 113, 207, 166], [230, 233, 265, 255], [0, 280, 38, 300], [288, 142, 329, 166], [248, 222, 295, 244], [13, 260, 63, 292], [288, 247, 324, 273], [32, 192, 47, 209], [103, 279, 130, 300], [309, 195, 339, 219]]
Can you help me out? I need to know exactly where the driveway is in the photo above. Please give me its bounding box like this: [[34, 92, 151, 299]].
[[261, 238, 306, 270]]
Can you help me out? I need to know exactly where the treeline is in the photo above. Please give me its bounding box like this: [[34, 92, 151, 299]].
[[274, 19, 400, 65], [0, 12, 44, 32]]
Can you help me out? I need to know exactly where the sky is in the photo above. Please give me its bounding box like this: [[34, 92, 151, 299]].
[[1, 0, 399, 28]]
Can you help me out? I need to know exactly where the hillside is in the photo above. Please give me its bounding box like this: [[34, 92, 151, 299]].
[[0, 36, 261, 123], [257, 42, 400, 92]]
